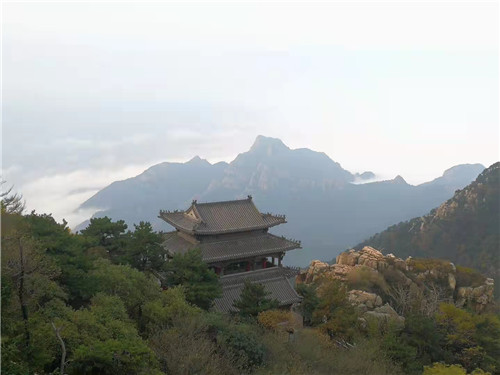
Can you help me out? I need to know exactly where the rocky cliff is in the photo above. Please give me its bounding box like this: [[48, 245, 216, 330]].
[[298, 247, 495, 325]]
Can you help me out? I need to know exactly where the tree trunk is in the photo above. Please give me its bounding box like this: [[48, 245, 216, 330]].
[[17, 238, 30, 356], [51, 322, 67, 375]]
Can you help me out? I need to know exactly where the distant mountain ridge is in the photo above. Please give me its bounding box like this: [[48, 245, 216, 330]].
[[355, 162, 499, 279], [77, 136, 486, 266]]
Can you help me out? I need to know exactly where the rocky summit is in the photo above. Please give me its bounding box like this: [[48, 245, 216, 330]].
[[298, 246, 495, 326]]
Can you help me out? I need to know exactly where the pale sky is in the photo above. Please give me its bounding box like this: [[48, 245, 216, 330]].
[[1, 1, 499, 227]]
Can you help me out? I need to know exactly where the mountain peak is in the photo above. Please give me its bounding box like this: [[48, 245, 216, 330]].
[[187, 155, 209, 165], [418, 163, 486, 189], [250, 135, 289, 155], [392, 175, 407, 184], [442, 163, 485, 178]]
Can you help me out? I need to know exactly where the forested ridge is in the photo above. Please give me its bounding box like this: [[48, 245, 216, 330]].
[[1, 194, 499, 374], [356, 162, 500, 287]]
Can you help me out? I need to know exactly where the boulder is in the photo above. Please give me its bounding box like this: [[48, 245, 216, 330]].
[[364, 303, 405, 327], [348, 290, 383, 309], [358, 246, 387, 270], [302, 260, 330, 283], [327, 264, 352, 281], [394, 258, 407, 271], [336, 249, 360, 266], [355, 304, 369, 314], [456, 280, 495, 312], [373, 303, 399, 317], [448, 273, 456, 290]]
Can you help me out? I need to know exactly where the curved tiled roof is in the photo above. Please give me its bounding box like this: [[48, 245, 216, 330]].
[[161, 232, 301, 263], [159, 211, 199, 232], [159, 197, 286, 234], [213, 267, 302, 313]]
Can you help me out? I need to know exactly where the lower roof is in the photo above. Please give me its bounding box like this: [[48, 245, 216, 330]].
[[213, 267, 302, 313]]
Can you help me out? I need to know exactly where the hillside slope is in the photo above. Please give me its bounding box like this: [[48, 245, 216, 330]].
[[356, 162, 500, 278]]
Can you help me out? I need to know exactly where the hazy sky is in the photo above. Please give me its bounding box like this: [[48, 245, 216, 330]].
[[2, 1, 499, 226]]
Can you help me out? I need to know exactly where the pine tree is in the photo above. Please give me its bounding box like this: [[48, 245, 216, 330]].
[[233, 280, 279, 317]]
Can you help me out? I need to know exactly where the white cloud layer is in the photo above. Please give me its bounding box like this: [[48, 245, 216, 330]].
[[19, 165, 153, 227]]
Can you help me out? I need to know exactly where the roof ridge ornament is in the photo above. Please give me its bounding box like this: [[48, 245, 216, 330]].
[[192, 199, 197, 205], [247, 195, 252, 200]]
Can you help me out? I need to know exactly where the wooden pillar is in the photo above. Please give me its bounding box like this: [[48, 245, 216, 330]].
[[263, 258, 267, 269]]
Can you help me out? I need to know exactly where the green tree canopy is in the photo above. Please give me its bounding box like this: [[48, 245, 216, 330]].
[[141, 286, 201, 335], [89, 259, 160, 320], [162, 248, 221, 310], [80, 217, 129, 260], [314, 280, 358, 341], [125, 221, 164, 271], [296, 283, 320, 325], [1, 181, 25, 214], [233, 280, 279, 317], [66, 294, 160, 375]]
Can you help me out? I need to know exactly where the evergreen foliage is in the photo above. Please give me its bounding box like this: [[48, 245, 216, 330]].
[[314, 280, 359, 341], [1, 181, 25, 214], [296, 283, 320, 325], [233, 280, 279, 317], [2, 204, 499, 375], [125, 221, 164, 271], [80, 216, 129, 260], [162, 248, 222, 309]]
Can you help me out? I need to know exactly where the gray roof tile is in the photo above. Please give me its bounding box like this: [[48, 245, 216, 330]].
[[213, 267, 302, 313], [161, 232, 301, 263], [159, 197, 286, 234]]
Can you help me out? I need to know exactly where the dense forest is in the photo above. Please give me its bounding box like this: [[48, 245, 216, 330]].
[[1, 192, 499, 375]]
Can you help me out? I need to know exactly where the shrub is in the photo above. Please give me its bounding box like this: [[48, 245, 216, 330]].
[[423, 363, 467, 375], [422, 363, 491, 375], [409, 258, 454, 274], [203, 313, 267, 371], [149, 317, 239, 375], [347, 266, 389, 295], [296, 283, 320, 326], [258, 309, 294, 331], [455, 266, 486, 288], [218, 325, 266, 370]]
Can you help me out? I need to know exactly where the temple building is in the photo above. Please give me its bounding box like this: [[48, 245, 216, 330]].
[[159, 196, 302, 313]]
